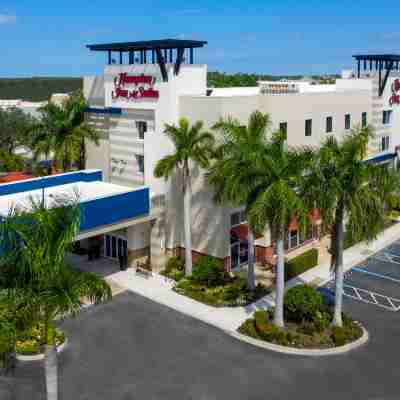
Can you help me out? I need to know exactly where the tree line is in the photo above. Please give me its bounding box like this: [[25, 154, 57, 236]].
[[0, 78, 82, 102]]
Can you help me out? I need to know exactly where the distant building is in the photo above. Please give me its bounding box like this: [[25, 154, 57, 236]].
[[0, 99, 46, 118]]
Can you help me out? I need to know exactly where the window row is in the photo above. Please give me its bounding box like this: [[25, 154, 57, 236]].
[[279, 112, 369, 137]]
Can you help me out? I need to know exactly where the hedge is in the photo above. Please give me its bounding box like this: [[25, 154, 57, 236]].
[[285, 248, 319, 281]]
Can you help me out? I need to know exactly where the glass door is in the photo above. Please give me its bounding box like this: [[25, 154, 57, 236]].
[[104, 234, 127, 260]]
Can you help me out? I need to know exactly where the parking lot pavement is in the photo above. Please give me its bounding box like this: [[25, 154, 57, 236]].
[[326, 239, 400, 312], [4, 240, 400, 400]]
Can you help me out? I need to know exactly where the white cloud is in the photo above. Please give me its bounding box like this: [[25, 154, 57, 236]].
[[0, 14, 17, 25]]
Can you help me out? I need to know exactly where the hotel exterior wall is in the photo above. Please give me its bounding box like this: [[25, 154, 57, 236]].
[[258, 90, 372, 148], [165, 166, 230, 260]]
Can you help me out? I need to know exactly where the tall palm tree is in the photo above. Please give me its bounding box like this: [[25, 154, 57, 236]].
[[208, 111, 271, 291], [248, 131, 313, 327], [0, 196, 112, 400], [302, 126, 398, 326], [154, 118, 214, 277], [31, 90, 99, 172]]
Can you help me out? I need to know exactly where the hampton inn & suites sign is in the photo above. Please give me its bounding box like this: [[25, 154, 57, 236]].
[[112, 73, 159, 101]]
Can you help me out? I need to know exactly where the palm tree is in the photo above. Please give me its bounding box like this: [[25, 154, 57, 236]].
[[208, 111, 271, 291], [31, 90, 99, 172], [248, 131, 313, 327], [0, 196, 112, 400], [302, 126, 398, 327], [154, 118, 214, 277]]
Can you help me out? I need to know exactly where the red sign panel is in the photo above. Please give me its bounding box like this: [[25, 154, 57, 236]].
[[389, 79, 400, 106], [112, 73, 159, 101]]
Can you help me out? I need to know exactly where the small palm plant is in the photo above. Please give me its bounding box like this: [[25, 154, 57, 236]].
[[0, 195, 111, 400], [208, 111, 271, 291], [154, 118, 214, 277], [302, 125, 398, 326]]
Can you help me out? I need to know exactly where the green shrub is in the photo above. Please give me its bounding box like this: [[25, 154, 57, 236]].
[[165, 256, 185, 273], [238, 319, 259, 339], [285, 249, 318, 281], [254, 310, 270, 332], [222, 284, 242, 302], [284, 285, 323, 323], [256, 322, 288, 345], [343, 230, 358, 250], [331, 326, 347, 346], [313, 312, 328, 333], [16, 339, 40, 355], [387, 193, 400, 211], [191, 256, 225, 286]]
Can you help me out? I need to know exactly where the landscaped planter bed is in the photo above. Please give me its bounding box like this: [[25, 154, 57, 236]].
[[161, 256, 270, 307], [238, 309, 363, 350], [15, 325, 66, 361], [237, 285, 364, 351], [173, 278, 270, 307]]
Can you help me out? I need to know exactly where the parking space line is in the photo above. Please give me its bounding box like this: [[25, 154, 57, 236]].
[[343, 284, 400, 312], [352, 267, 400, 284], [372, 252, 400, 265]]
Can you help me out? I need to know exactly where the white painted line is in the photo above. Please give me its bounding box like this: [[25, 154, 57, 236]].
[[343, 284, 400, 312]]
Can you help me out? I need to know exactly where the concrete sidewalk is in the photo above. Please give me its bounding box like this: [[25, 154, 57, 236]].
[[107, 222, 400, 332]]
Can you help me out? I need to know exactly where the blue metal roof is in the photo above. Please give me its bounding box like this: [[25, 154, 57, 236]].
[[367, 153, 396, 164]]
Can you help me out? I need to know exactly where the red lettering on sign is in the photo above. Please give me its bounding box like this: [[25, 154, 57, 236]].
[[390, 79, 400, 106], [112, 73, 159, 102]]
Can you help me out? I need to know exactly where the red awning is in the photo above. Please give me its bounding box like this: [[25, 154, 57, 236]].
[[288, 217, 298, 232], [308, 208, 321, 224], [288, 209, 321, 231], [230, 224, 263, 241], [231, 224, 249, 242], [0, 172, 32, 183]]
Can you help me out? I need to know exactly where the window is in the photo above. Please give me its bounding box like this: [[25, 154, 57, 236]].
[[136, 121, 148, 140], [136, 154, 144, 174], [326, 116, 333, 133], [381, 136, 390, 152], [361, 112, 367, 128], [279, 122, 287, 139], [305, 119, 312, 136], [383, 110, 393, 125], [345, 114, 351, 130], [230, 211, 246, 227]]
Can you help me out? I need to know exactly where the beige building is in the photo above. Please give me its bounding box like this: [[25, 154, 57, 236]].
[[84, 40, 400, 271]]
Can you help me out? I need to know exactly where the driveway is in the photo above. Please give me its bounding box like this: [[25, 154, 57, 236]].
[[62, 292, 399, 400], [3, 241, 400, 400]]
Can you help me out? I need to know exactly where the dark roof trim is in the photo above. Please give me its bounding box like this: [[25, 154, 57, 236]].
[[87, 39, 208, 52], [353, 54, 400, 61]]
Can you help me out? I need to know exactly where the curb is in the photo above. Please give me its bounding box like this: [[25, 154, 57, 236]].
[[16, 338, 68, 362], [228, 326, 369, 356]]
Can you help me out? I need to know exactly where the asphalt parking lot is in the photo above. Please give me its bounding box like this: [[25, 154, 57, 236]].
[[3, 241, 400, 400], [327, 239, 400, 312]]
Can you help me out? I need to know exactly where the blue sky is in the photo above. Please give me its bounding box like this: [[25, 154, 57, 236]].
[[0, 1, 398, 77]]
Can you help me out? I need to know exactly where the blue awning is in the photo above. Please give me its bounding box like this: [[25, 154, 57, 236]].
[[366, 153, 396, 164], [85, 107, 122, 115]]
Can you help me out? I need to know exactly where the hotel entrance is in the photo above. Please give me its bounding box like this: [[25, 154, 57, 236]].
[[104, 234, 128, 262]]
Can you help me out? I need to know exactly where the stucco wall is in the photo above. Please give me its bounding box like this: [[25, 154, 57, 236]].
[[259, 90, 372, 148]]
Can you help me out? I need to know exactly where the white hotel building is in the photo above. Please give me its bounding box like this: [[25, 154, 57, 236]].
[[83, 40, 400, 271]]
